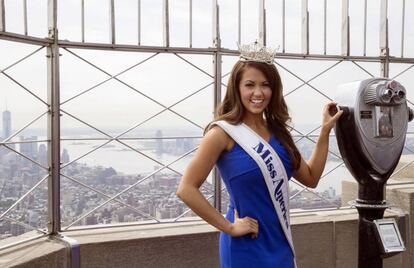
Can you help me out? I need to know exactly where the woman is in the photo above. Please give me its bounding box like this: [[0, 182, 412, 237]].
[[176, 52, 342, 267]]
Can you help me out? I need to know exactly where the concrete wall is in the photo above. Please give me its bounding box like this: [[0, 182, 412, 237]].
[[75, 228, 219, 268], [0, 236, 67, 268]]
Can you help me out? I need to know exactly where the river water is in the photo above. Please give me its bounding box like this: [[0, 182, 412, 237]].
[[61, 138, 351, 194]]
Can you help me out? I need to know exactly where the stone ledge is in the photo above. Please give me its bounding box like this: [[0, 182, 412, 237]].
[[0, 235, 67, 268]]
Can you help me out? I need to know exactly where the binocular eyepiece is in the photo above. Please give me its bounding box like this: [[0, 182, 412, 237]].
[[380, 88, 405, 104], [365, 80, 407, 106]]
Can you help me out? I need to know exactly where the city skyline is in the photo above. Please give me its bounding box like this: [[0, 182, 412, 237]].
[[0, 106, 345, 239]]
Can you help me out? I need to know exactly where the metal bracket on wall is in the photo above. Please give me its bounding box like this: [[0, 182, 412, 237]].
[[54, 234, 80, 268]]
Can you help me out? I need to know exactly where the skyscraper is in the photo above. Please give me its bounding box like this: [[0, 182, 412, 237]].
[[1, 109, 14, 154], [61, 148, 70, 164], [155, 130, 163, 155], [19, 136, 38, 158], [2, 110, 11, 139], [38, 144, 47, 166]]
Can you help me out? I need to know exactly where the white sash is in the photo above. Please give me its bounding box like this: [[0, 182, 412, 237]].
[[213, 120, 296, 263]]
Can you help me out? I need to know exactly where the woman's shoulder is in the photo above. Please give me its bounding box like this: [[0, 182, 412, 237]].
[[206, 123, 227, 136], [205, 122, 235, 152]]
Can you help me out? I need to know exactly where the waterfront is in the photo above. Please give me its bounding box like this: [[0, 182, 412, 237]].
[[1, 127, 409, 239], [61, 135, 350, 194]]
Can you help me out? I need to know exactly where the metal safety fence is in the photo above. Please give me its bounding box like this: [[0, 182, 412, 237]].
[[0, 0, 414, 252]]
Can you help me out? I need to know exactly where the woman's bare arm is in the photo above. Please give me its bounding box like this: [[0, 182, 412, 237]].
[[177, 126, 258, 237], [293, 102, 343, 188]]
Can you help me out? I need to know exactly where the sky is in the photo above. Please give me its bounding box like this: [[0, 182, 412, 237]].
[[1, 0, 414, 139]]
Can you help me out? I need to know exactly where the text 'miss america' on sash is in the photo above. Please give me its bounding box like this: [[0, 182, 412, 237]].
[[252, 141, 288, 229]]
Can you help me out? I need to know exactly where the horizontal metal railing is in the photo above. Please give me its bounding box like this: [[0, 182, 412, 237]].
[[0, 1, 411, 57]]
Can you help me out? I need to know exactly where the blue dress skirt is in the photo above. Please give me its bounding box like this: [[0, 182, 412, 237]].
[[216, 134, 294, 268]]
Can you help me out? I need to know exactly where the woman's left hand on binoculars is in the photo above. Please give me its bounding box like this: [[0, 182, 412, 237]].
[[322, 101, 343, 133]]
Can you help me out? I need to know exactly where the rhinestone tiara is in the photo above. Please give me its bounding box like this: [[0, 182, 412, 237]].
[[237, 42, 278, 65]]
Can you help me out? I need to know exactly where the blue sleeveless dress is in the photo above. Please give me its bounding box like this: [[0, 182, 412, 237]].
[[216, 134, 294, 268]]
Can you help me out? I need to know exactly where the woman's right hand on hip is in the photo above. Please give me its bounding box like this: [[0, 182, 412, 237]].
[[229, 210, 259, 239]]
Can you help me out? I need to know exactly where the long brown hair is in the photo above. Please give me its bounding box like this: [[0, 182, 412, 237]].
[[207, 60, 301, 170]]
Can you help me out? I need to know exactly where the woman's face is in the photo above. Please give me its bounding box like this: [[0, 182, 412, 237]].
[[239, 66, 272, 117]]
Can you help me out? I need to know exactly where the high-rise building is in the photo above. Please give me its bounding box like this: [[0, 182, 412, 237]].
[[19, 136, 38, 159], [155, 130, 163, 155], [1, 109, 14, 153], [61, 148, 70, 163], [38, 144, 47, 166], [10, 222, 25, 236], [327, 187, 336, 198], [2, 110, 11, 139]]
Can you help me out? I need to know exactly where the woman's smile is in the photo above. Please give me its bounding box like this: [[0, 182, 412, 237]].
[[239, 67, 272, 116]]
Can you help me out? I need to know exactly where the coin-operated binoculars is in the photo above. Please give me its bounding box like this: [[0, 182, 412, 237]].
[[334, 78, 413, 268]]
